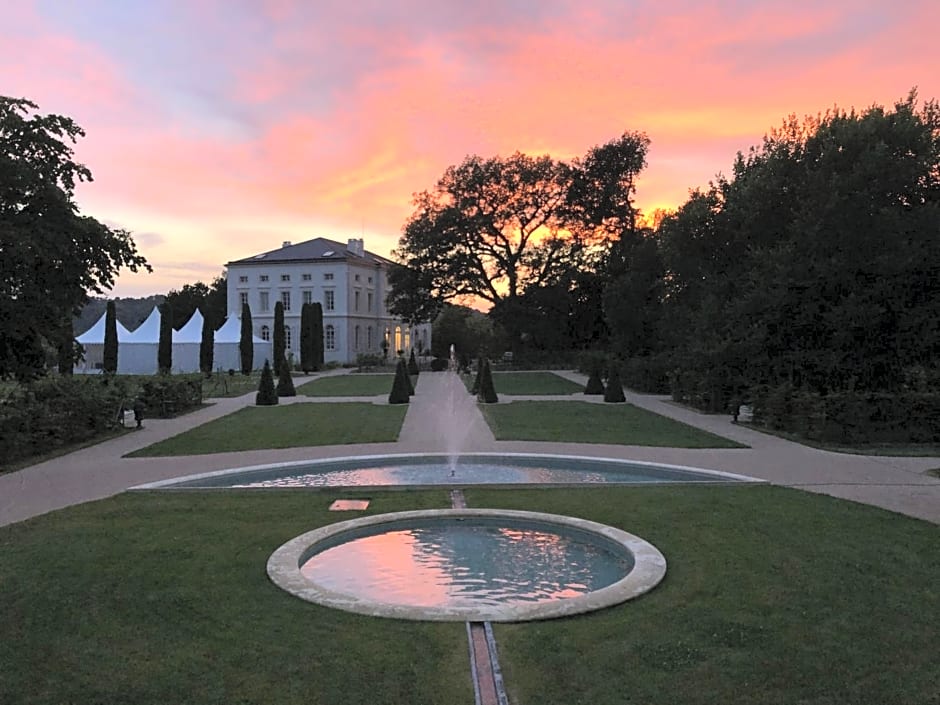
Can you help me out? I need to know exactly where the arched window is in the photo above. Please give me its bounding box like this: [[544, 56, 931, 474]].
[[354, 325, 360, 350], [325, 324, 335, 350], [260, 325, 270, 341], [284, 325, 292, 350], [394, 326, 401, 352]]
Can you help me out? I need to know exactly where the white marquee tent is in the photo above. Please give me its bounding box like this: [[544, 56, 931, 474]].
[[172, 309, 204, 373], [117, 306, 161, 374], [75, 311, 132, 373], [213, 312, 273, 372]]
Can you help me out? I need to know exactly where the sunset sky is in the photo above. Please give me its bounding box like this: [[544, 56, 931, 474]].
[[3, 0, 937, 298]]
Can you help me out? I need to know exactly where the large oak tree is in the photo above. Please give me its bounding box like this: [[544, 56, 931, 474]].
[[0, 97, 150, 379], [389, 132, 649, 328]]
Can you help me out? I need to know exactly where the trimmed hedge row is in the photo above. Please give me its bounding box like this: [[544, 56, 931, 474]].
[[1, 375, 204, 467], [750, 388, 940, 443]]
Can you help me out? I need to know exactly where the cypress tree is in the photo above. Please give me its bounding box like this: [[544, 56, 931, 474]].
[[300, 302, 315, 373], [158, 302, 172, 374], [255, 359, 278, 405], [584, 368, 605, 395], [57, 317, 74, 375], [239, 303, 253, 375], [103, 301, 118, 374], [470, 356, 483, 395], [273, 300, 286, 376], [604, 366, 626, 403], [388, 358, 411, 404], [276, 356, 296, 396], [312, 302, 324, 369], [407, 349, 419, 376], [477, 358, 498, 403], [199, 311, 214, 376]]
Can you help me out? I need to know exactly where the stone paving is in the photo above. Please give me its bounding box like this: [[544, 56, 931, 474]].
[[2, 369, 939, 527]]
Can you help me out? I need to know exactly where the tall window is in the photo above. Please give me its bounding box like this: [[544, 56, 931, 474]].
[[260, 325, 270, 341], [367, 292, 373, 312], [394, 326, 401, 352], [367, 326, 373, 349], [239, 291, 248, 307], [284, 325, 292, 350], [354, 325, 360, 350], [325, 324, 335, 350], [281, 291, 291, 311], [324, 290, 335, 311], [302, 290, 313, 305], [259, 291, 269, 312], [354, 291, 360, 312]]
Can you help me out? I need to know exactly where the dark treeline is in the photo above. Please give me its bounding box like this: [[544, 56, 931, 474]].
[[425, 92, 940, 439]]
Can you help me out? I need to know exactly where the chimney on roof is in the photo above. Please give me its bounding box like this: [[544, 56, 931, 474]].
[[282, 240, 291, 248], [347, 238, 364, 256]]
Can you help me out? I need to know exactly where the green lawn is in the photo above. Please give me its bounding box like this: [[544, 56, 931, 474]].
[[202, 371, 263, 398], [127, 402, 407, 456], [485, 371, 584, 395], [296, 374, 397, 396], [467, 485, 940, 705], [0, 491, 470, 705], [481, 400, 746, 447], [2, 487, 936, 704]]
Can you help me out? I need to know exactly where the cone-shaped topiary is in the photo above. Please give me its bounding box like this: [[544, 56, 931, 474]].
[[276, 357, 296, 397], [470, 356, 483, 395], [408, 349, 419, 376], [103, 300, 118, 374], [584, 368, 605, 395], [388, 359, 411, 404], [604, 366, 626, 403], [477, 358, 498, 403], [255, 359, 279, 405], [406, 359, 415, 395]]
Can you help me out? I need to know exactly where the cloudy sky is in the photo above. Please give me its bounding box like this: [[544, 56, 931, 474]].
[[4, 0, 937, 297]]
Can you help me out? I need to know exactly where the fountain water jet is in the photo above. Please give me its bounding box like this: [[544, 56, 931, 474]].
[[441, 345, 479, 474]]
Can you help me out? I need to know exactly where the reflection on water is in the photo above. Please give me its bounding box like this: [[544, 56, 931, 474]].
[[235, 462, 633, 488], [300, 520, 633, 608]]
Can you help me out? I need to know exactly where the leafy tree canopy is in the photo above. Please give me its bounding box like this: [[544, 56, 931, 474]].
[[164, 275, 226, 330], [389, 132, 649, 321], [0, 96, 150, 378]]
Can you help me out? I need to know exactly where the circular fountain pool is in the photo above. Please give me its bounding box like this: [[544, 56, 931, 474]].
[[267, 509, 666, 622], [134, 452, 759, 489]]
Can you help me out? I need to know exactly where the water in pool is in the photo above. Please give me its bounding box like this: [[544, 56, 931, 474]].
[[300, 517, 634, 609]]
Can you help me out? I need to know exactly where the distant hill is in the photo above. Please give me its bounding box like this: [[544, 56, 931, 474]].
[[73, 296, 165, 336]]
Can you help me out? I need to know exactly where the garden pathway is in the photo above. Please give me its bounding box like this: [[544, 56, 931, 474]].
[[1, 369, 938, 527]]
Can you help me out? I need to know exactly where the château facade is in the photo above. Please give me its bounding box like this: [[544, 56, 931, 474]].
[[226, 237, 430, 365]]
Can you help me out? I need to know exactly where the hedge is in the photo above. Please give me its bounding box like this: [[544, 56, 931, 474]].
[[750, 388, 940, 444], [138, 375, 204, 418]]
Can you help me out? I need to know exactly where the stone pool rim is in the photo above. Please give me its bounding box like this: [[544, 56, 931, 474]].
[[129, 451, 763, 490], [266, 508, 667, 622]]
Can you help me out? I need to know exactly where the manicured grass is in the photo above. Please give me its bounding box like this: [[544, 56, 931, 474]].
[[0, 490, 470, 705], [127, 403, 407, 456], [740, 422, 940, 456], [460, 370, 583, 395], [480, 400, 746, 447], [296, 374, 396, 396], [465, 485, 940, 705], [202, 371, 263, 398]]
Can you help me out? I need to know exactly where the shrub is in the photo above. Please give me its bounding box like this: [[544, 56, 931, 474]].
[[138, 375, 203, 417], [388, 359, 411, 404], [477, 358, 498, 403], [584, 369, 605, 395], [604, 366, 626, 403], [276, 358, 296, 397], [619, 354, 671, 394], [255, 360, 278, 405], [408, 349, 419, 376]]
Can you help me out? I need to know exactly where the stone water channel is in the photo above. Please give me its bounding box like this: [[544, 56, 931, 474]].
[[450, 489, 510, 705]]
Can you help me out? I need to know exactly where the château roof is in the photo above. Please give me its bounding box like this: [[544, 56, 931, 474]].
[[226, 237, 392, 267]]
